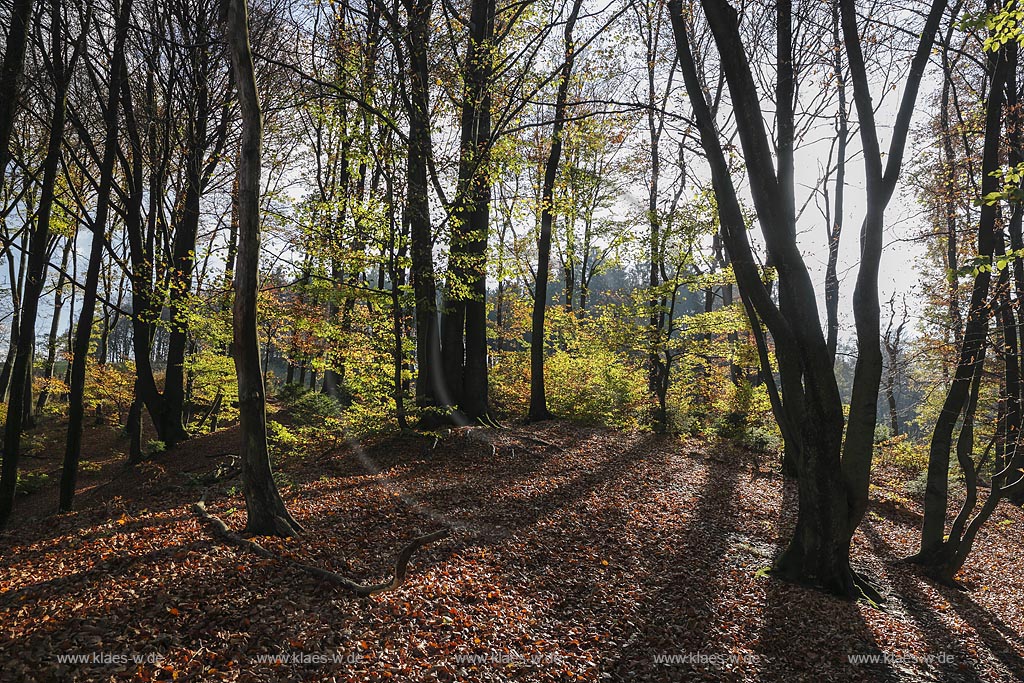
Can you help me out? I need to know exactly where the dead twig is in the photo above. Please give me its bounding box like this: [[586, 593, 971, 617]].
[[508, 431, 566, 452], [191, 493, 448, 596]]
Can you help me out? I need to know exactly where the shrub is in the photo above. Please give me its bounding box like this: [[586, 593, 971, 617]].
[[267, 419, 299, 461], [277, 382, 309, 405], [905, 469, 930, 500], [16, 470, 49, 495], [544, 348, 648, 429], [286, 390, 341, 425], [743, 424, 783, 454], [83, 362, 135, 424], [715, 410, 748, 440], [877, 434, 928, 471]]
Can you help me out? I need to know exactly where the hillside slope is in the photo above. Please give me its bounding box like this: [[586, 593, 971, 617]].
[[1, 422, 1022, 682]]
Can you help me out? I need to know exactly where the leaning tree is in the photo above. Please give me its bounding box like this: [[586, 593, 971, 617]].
[[668, 0, 948, 598]]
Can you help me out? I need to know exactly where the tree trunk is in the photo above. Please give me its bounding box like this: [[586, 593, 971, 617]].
[[0, 0, 35, 178], [914, 32, 1007, 563], [529, 0, 582, 422], [406, 0, 445, 422], [912, 21, 1016, 573], [225, 0, 302, 537], [669, 0, 946, 597], [0, 229, 27, 402], [37, 239, 72, 411], [58, 0, 134, 514], [824, 1, 847, 360], [444, 0, 496, 422], [162, 87, 211, 449], [3, 0, 71, 521]]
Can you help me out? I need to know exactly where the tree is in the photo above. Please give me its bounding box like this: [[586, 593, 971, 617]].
[[403, 0, 447, 420], [440, 0, 497, 423], [529, 0, 583, 422], [3, 0, 84, 519], [0, 0, 35, 179], [882, 295, 908, 437], [56, 0, 135, 514], [223, 0, 299, 532], [224, 0, 302, 536], [910, 0, 1024, 583], [668, 0, 947, 597]]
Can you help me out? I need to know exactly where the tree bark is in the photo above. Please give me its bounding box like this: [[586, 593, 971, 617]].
[[4, 0, 73, 516], [824, 0, 847, 361], [0, 0, 35, 178], [57, 0, 134, 515], [670, 0, 946, 597], [225, 0, 302, 537], [405, 0, 446, 422], [914, 28, 1006, 564], [37, 239, 73, 412], [0, 233, 26, 402], [529, 0, 582, 422], [442, 0, 496, 422]]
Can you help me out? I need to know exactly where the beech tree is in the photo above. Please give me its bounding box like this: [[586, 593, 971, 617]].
[[3, 0, 85, 516], [56, 0, 134, 513], [224, 0, 301, 536], [910, 0, 1023, 583], [439, 0, 498, 423], [668, 0, 948, 597], [0, 0, 35, 178], [529, 0, 583, 422]]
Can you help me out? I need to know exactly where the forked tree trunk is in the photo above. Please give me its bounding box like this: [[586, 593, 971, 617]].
[[225, 0, 301, 537], [910, 20, 1019, 580], [669, 0, 946, 598]]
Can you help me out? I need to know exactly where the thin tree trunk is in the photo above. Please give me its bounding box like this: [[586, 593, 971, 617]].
[[825, 0, 847, 360], [0, 227, 28, 402], [529, 0, 582, 422], [3, 0, 72, 519], [913, 26, 1008, 565], [225, 0, 301, 536], [37, 239, 73, 411], [0, 0, 35, 179], [59, 0, 134, 514]]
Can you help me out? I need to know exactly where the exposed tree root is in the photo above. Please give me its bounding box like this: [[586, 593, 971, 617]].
[[903, 553, 967, 590], [192, 498, 449, 596], [506, 431, 566, 452], [765, 564, 887, 606], [852, 570, 886, 606]]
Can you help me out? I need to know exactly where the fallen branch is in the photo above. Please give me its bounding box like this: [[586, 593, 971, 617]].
[[508, 431, 566, 452], [191, 498, 448, 596]]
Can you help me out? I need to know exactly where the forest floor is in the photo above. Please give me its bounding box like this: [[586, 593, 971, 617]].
[[1, 417, 1023, 682]]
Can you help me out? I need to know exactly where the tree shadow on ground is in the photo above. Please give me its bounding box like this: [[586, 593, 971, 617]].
[[947, 585, 1024, 678], [601, 447, 746, 681], [749, 476, 898, 682], [859, 523, 980, 682]]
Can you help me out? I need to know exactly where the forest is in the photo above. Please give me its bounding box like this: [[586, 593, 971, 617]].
[[0, 0, 1022, 680]]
